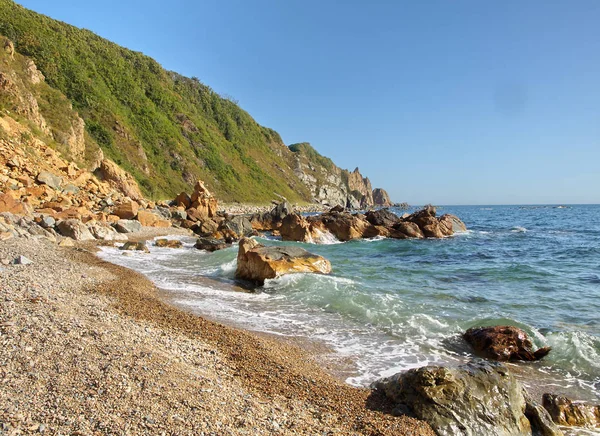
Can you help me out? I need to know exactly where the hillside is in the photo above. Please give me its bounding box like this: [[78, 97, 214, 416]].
[[0, 0, 391, 206]]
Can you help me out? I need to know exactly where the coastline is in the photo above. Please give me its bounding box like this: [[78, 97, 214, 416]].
[[0, 233, 434, 435]]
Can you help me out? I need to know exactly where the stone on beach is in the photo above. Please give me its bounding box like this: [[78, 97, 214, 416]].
[[154, 238, 183, 249], [235, 237, 331, 285], [114, 219, 142, 234], [371, 361, 556, 436], [542, 393, 600, 428], [463, 325, 551, 361], [57, 219, 95, 241], [120, 241, 149, 253], [194, 237, 230, 252]]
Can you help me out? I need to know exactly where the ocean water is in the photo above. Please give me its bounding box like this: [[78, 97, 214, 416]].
[[98, 205, 600, 404]]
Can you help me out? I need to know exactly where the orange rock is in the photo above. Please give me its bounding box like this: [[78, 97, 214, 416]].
[[0, 193, 29, 215], [137, 210, 171, 228], [113, 200, 139, 219]]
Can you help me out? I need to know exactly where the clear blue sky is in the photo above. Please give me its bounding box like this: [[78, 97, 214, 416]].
[[16, 0, 600, 204]]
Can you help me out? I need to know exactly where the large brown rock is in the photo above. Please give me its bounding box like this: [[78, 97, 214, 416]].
[[464, 326, 551, 362], [0, 193, 29, 215], [392, 221, 424, 239], [365, 208, 401, 227], [318, 212, 369, 241], [542, 394, 600, 428], [174, 191, 192, 209], [57, 219, 95, 241], [372, 361, 534, 436], [235, 238, 331, 285], [195, 237, 230, 252], [280, 213, 315, 242], [113, 200, 139, 220], [96, 159, 143, 201], [137, 210, 171, 228], [372, 188, 392, 206]]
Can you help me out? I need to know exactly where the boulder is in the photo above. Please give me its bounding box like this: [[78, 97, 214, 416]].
[[372, 188, 392, 207], [192, 218, 219, 237], [525, 400, 565, 436], [194, 237, 230, 252], [0, 193, 29, 215], [137, 210, 171, 228], [318, 212, 369, 241], [464, 326, 551, 361], [542, 394, 600, 428], [57, 219, 95, 241], [96, 159, 143, 201], [171, 209, 187, 221], [120, 241, 149, 253], [89, 223, 127, 241], [36, 171, 63, 190], [438, 214, 467, 235], [154, 238, 183, 249], [392, 221, 424, 239], [114, 219, 142, 234], [113, 200, 139, 220], [280, 213, 315, 242], [365, 208, 401, 227], [221, 215, 254, 240], [235, 238, 331, 285], [174, 192, 192, 209], [371, 361, 532, 436]]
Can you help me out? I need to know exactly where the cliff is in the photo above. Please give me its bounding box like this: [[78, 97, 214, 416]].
[[0, 0, 391, 206]]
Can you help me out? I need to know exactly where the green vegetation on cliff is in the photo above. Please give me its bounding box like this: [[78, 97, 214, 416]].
[[0, 0, 312, 202]]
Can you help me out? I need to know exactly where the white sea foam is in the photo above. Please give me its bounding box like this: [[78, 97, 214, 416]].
[[511, 226, 527, 233]]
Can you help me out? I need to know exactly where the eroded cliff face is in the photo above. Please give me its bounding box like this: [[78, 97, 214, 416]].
[[289, 142, 390, 209]]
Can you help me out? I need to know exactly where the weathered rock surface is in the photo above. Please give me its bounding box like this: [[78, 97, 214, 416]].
[[154, 238, 183, 249], [373, 188, 392, 207], [114, 219, 142, 234], [542, 393, 600, 428], [525, 400, 564, 436], [0, 193, 29, 215], [57, 219, 95, 241], [235, 238, 331, 285], [112, 200, 139, 220], [137, 210, 171, 228], [371, 361, 532, 436], [120, 241, 149, 253], [221, 215, 254, 240], [464, 326, 551, 361], [36, 171, 63, 190], [280, 213, 317, 243], [96, 160, 143, 201], [194, 237, 230, 252]]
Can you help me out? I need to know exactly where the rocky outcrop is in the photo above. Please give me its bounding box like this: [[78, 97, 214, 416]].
[[280, 213, 318, 243], [347, 167, 373, 207], [372, 361, 551, 436], [154, 238, 183, 248], [4, 38, 14, 59], [195, 237, 230, 252], [372, 188, 392, 206], [235, 238, 331, 285], [542, 394, 600, 428], [96, 160, 143, 201], [464, 326, 551, 362]]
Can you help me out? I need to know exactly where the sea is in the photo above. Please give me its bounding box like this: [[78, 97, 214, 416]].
[[98, 204, 600, 407]]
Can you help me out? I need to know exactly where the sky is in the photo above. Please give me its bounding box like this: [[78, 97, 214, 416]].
[[15, 0, 600, 204]]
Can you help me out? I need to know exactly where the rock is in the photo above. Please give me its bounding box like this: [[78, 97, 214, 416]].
[[114, 219, 142, 234], [137, 210, 171, 228], [39, 216, 55, 229], [318, 212, 369, 241], [525, 400, 564, 436], [154, 239, 183, 249], [372, 188, 392, 207], [96, 159, 143, 201], [62, 184, 80, 195], [56, 219, 95, 241], [280, 213, 316, 242], [58, 238, 75, 247], [542, 394, 600, 428], [192, 218, 219, 237], [12, 255, 33, 265], [371, 361, 532, 436], [438, 214, 467, 235], [392, 221, 424, 239], [89, 223, 127, 241], [464, 326, 551, 361], [120, 241, 149, 253], [4, 38, 14, 59], [194, 237, 230, 252], [113, 201, 139, 220], [365, 208, 401, 227], [171, 209, 187, 221], [174, 192, 192, 209], [235, 237, 331, 285], [0, 193, 29, 215], [36, 171, 63, 190], [329, 205, 345, 213], [404, 206, 467, 238], [221, 215, 254, 240]]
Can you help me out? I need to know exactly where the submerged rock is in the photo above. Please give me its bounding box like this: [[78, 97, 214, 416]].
[[464, 325, 551, 361], [154, 238, 183, 249], [194, 237, 230, 252], [235, 237, 331, 285], [371, 361, 532, 436], [119, 241, 149, 253], [542, 393, 600, 428]]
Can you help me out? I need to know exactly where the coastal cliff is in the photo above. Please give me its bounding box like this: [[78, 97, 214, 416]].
[[0, 0, 391, 205]]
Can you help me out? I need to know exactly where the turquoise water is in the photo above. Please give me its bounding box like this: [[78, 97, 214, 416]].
[[98, 205, 600, 402]]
